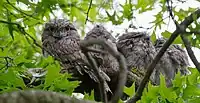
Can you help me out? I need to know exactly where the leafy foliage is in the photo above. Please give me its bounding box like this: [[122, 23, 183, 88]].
[[84, 90, 95, 100], [124, 69, 200, 103]]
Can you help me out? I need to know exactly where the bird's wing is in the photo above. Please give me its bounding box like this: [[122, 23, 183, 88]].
[[55, 36, 100, 82]]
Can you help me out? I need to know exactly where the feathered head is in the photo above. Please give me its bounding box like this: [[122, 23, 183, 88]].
[[85, 25, 116, 42], [43, 19, 78, 38]]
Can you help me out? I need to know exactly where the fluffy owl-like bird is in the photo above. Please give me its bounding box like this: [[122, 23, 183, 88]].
[[42, 19, 102, 96], [117, 32, 156, 88], [84, 25, 120, 101], [153, 38, 190, 87]]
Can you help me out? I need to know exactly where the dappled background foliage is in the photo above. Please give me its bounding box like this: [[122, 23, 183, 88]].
[[0, 0, 200, 102]]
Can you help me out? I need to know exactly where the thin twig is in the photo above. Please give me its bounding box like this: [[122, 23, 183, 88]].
[[167, 0, 200, 72], [80, 39, 127, 103], [166, 0, 179, 27], [180, 34, 200, 72], [138, 16, 170, 30], [0, 56, 13, 70], [85, 0, 93, 24], [126, 9, 200, 103], [0, 20, 53, 57], [6, 0, 38, 20]]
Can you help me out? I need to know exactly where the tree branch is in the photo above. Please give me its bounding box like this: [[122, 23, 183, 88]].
[[0, 20, 53, 57], [146, 16, 170, 29], [126, 9, 200, 103], [167, 0, 200, 72], [180, 34, 200, 72], [80, 40, 127, 103], [84, 47, 108, 54], [166, 0, 179, 27], [81, 47, 108, 103], [0, 56, 13, 70], [85, 0, 93, 24], [6, 0, 38, 20], [0, 90, 96, 103]]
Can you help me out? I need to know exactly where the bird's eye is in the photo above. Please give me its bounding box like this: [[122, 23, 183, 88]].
[[49, 27, 54, 31], [65, 27, 70, 31]]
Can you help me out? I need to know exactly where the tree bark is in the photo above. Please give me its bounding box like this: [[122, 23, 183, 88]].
[[0, 90, 96, 103]]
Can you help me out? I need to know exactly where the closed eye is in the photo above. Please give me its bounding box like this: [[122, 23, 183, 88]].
[[65, 27, 76, 31], [65, 27, 71, 31], [49, 27, 54, 31]]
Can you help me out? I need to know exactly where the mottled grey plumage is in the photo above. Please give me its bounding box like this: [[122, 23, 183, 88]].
[[117, 32, 156, 87], [153, 38, 189, 87], [84, 25, 120, 100], [85, 25, 119, 76], [41, 19, 99, 85]]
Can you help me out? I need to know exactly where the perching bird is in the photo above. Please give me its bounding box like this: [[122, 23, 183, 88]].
[[41, 19, 103, 97], [84, 25, 120, 101], [153, 38, 190, 87], [117, 32, 156, 88]]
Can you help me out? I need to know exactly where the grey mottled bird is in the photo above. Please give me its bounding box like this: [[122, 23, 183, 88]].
[[153, 38, 190, 87], [41, 19, 102, 96], [84, 25, 120, 100], [117, 32, 156, 88]]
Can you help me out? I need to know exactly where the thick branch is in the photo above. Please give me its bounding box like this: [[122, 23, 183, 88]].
[[80, 40, 127, 103], [126, 9, 200, 103], [180, 34, 200, 72], [84, 48, 108, 54], [167, 0, 200, 72], [0, 90, 95, 103]]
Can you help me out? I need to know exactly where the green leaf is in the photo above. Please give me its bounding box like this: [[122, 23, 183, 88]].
[[177, 98, 184, 103], [106, 11, 123, 25], [136, 0, 155, 13], [173, 35, 183, 44], [162, 30, 182, 44], [44, 63, 61, 87], [162, 30, 171, 38], [0, 0, 4, 10], [124, 82, 135, 96], [183, 84, 200, 99], [0, 68, 26, 90], [120, 1, 133, 20], [188, 97, 200, 103], [88, 7, 97, 21], [54, 74, 79, 95], [187, 68, 199, 85], [43, 62, 79, 94], [173, 72, 185, 87], [84, 90, 95, 100], [150, 30, 157, 42], [159, 75, 177, 102], [140, 82, 159, 103]]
